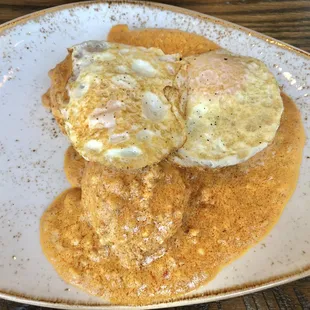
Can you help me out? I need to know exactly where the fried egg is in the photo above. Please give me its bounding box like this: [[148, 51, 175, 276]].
[[171, 50, 284, 168], [64, 41, 186, 169]]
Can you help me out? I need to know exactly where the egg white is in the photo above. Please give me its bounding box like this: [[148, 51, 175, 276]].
[[171, 50, 284, 168]]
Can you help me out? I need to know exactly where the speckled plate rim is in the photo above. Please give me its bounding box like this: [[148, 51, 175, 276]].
[[0, 267, 309, 309], [0, 0, 309, 60], [0, 1, 309, 309]]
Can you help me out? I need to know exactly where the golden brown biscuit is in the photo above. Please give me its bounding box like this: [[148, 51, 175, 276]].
[[42, 54, 72, 133], [81, 161, 190, 268]]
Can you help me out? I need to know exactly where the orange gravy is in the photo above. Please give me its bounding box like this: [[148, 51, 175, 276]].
[[40, 27, 305, 305], [64, 146, 85, 188]]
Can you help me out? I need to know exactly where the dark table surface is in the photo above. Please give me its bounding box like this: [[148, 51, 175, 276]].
[[0, 0, 309, 309]]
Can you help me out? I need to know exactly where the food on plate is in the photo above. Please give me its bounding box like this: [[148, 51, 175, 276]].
[[81, 161, 189, 269], [108, 24, 219, 56], [42, 54, 72, 133], [40, 26, 305, 305], [172, 50, 283, 167], [44, 41, 186, 169], [64, 145, 85, 187]]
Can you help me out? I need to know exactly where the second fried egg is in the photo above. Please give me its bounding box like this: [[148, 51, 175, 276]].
[[171, 50, 284, 168], [64, 41, 186, 169]]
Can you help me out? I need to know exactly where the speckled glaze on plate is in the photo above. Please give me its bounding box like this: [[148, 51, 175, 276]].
[[0, 1, 309, 309]]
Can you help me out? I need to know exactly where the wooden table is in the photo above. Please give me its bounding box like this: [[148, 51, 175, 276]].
[[0, 0, 309, 309]]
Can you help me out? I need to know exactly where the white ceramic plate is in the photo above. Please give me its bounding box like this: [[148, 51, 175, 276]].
[[0, 1, 309, 309]]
